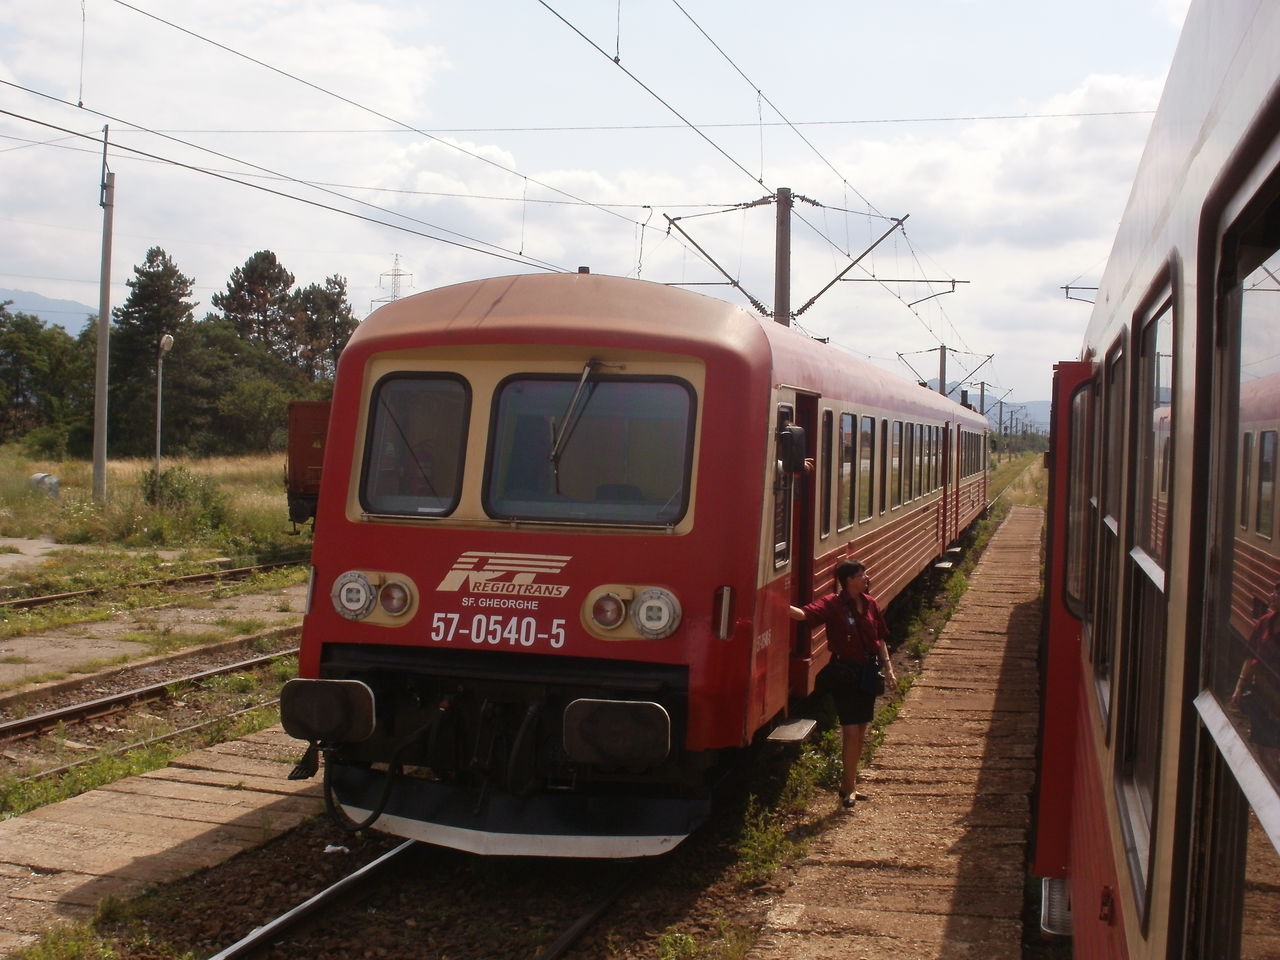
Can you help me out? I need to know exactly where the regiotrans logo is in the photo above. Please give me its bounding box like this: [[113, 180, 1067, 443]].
[[436, 552, 572, 597]]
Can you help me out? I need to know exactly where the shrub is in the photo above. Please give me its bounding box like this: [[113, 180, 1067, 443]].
[[138, 466, 230, 539], [20, 425, 70, 460]]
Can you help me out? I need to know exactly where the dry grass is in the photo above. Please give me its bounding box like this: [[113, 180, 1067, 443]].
[[0, 447, 301, 558]]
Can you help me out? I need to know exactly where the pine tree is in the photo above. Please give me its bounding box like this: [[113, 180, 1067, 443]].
[[290, 274, 359, 382], [212, 250, 296, 364], [108, 247, 197, 456]]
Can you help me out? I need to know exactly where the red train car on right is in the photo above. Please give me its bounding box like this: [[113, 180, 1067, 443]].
[[1036, 0, 1280, 955]]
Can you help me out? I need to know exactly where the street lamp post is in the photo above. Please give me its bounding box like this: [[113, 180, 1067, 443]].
[[155, 333, 174, 483]]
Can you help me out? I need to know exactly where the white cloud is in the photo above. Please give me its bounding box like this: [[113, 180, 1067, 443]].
[[0, 0, 1184, 410]]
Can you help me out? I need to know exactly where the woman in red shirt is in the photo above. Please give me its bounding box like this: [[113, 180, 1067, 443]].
[[791, 560, 897, 810]]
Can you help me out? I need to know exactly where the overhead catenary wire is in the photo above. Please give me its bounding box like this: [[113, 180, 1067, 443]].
[[1, 108, 568, 275], [35, 108, 1155, 137], [0, 131, 745, 211], [96, 0, 966, 328], [668, 0, 882, 216], [2, 83, 568, 274], [63, 0, 743, 285], [535, 0, 768, 192], [100, 0, 653, 235], [36, 0, 1009, 394], [644, 1, 980, 350]]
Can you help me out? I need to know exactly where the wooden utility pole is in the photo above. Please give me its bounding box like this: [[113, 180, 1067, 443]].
[[92, 127, 114, 501]]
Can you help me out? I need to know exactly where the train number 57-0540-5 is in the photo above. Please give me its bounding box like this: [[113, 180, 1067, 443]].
[[430, 612, 567, 649]]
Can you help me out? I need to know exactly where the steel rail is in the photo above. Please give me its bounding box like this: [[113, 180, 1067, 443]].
[[11, 698, 283, 786], [206, 840, 418, 960], [533, 862, 638, 960], [0, 649, 298, 743]]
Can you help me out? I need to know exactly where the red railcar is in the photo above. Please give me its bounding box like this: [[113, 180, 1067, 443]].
[[285, 400, 330, 526], [282, 272, 987, 857], [1035, 0, 1280, 954]]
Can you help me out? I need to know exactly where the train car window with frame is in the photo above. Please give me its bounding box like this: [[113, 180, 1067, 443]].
[[1091, 340, 1127, 721], [914, 423, 923, 497], [1192, 201, 1280, 960], [838, 411, 855, 531], [927, 423, 936, 492], [1115, 296, 1174, 914], [1240, 431, 1254, 531], [1210, 239, 1280, 791], [1064, 380, 1096, 618], [879, 419, 889, 515], [1256, 430, 1277, 539], [902, 424, 911, 501], [858, 415, 875, 522], [360, 373, 470, 517], [773, 404, 796, 567], [891, 420, 903, 508], [484, 373, 695, 526], [936, 424, 947, 491], [1136, 303, 1174, 563], [821, 408, 834, 538]]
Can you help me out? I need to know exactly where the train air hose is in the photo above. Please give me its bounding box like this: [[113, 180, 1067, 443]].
[[321, 709, 446, 834]]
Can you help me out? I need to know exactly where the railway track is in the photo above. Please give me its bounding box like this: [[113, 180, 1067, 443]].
[[205, 840, 637, 960], [0, 648, 296, 743], [0, 560, 305, 611], [0, 645, 298, 792]]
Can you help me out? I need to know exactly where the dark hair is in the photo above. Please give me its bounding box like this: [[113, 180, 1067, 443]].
[[836, 560, 866, 589]]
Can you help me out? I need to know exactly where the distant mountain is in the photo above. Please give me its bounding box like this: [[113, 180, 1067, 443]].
[[920, 379, 1051, 432], [0, 289, 97, 332]]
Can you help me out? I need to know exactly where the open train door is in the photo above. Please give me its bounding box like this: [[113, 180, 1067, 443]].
[[1032, 359, 1093, 879]]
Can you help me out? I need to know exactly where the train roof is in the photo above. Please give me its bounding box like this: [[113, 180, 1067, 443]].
[[1088, 1, 1280, 349], [349, 273, 987, 428]]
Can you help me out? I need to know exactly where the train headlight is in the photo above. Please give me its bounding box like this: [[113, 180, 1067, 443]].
[[379, 580, 412, 616], [332, 570, 376, 620], [590, 592, 627, 630], [631, 587, 681, 639]]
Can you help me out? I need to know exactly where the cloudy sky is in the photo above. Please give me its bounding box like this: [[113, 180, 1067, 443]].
[[1, 0, 1190, 415]]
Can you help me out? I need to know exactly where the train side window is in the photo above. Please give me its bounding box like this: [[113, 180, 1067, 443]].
[[821, 409, 834, 539], [1256, 430, 1276, 540], [1091, 342, 1126, 719], [1116, 298, 1174, 910], [859, 416, 875, 521], [926, 424, 936, 491], [879, 419, 889, 515], [1240, 432, 1253, 530], [904, 423, 915, 502], [891, 420, 903, 509], [1065, 382, 1095, 615], [773, 405, 795, 567], [914, 424, 925, 497], [1196, 217, 1280, 956], [1136, 304, 1174, 562], [937, 426, 943, 486], [361, 373, 470, 517], [838, 412, 855, 532]]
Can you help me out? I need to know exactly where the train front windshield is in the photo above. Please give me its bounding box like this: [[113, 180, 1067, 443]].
[[486, 375, 694, 525], [361, 374, 470, 516]]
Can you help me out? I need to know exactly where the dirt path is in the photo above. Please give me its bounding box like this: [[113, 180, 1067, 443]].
[[746, 505, 1045, 960]]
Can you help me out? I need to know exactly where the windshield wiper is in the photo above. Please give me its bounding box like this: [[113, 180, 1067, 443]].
[[549, 359, 601, 493]]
